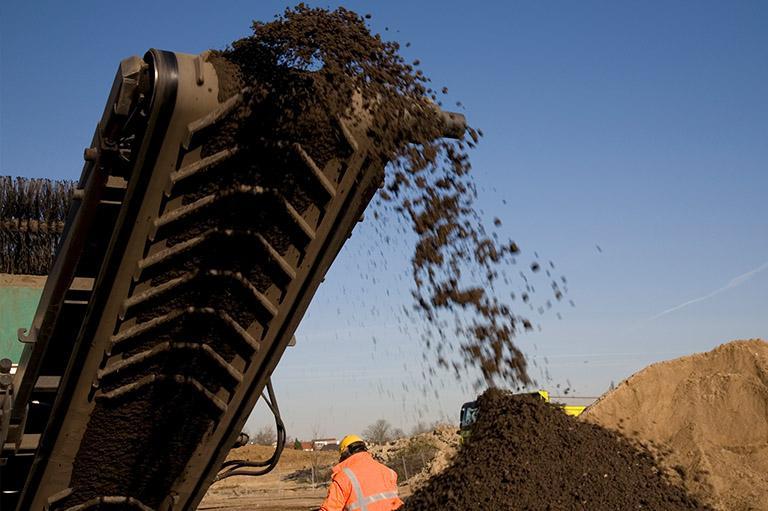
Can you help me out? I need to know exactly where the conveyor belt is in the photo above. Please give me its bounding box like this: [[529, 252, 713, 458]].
[[0, 48, 462, 511]]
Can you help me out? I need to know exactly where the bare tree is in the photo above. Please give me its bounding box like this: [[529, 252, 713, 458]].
[[309, 423, 322, 488], [363, 419, 393, 444], [252, 425, 277, 445], [410, 422, 432, 436]]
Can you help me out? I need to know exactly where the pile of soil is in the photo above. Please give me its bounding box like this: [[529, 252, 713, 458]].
[[211, 5, 565, 387], [370, 426, 460, 489], [583, 339, 768, 510], [401, 389, 709, 510]]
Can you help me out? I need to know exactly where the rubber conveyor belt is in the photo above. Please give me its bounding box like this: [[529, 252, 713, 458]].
[[0, 48, 463, 511]]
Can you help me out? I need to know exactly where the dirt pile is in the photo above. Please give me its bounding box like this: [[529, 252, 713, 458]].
[[370, 426, 460, 489], [401, 389, 709, 510], [211, 5, 564, 387], [583, 339, 768, 510]]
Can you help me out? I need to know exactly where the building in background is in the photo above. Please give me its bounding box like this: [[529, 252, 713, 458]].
[[312, 438, 338, 450]]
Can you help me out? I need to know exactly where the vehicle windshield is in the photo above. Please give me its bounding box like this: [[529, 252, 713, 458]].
[[460, 401, 479, 430]]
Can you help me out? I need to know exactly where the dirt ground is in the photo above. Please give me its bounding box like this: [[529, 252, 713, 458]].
[[199, 486, 328, 511], [199, 446, 331, 510], [199, 445, 396, 511]]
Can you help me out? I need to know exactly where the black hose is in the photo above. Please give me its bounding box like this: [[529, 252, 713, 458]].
[[215, 379, 286, 480]]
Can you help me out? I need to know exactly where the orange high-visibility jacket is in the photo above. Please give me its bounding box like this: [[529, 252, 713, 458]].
[[319, 451, 404, 511]]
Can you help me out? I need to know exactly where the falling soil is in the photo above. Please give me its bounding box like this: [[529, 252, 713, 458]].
[[210, 5, 565, 387], [6, 7, 564, 506], [401, 389, 710, 510], [583, 339, 768, 511]]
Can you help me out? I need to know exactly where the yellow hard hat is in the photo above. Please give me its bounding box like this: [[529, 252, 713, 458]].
[[339, 434, 364, 454]]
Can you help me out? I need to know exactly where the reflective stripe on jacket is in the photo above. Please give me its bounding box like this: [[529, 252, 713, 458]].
[[319, 452, 403, 511]]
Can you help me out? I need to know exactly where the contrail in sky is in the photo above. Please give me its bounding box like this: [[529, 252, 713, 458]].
[[647, 260, 768, 322]]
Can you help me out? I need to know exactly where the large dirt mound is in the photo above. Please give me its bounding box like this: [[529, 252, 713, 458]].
[[401, 389, 707, 510], [583, 339, 768, 510]]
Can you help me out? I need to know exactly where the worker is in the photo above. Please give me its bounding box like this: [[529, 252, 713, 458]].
[[318, 434, 404, 511]]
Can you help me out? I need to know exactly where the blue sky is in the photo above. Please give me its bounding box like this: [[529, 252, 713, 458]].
[[1, 1, 766, 439]]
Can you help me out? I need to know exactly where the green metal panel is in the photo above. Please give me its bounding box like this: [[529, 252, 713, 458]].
[[0, 277, 45, 363]]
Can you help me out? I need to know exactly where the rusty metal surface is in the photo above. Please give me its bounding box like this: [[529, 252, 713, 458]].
[[1, 49, 152, 509], [35, 48, 388, 510], [21, 49, 183, 511]]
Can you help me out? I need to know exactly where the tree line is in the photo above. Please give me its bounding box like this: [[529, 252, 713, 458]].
[[242, 419, 449, 447]]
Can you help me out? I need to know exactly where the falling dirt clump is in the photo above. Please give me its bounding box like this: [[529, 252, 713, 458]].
[[583, 339, 768, 511], [401, 389, 709, 510], [209, 5, 564, 387]]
